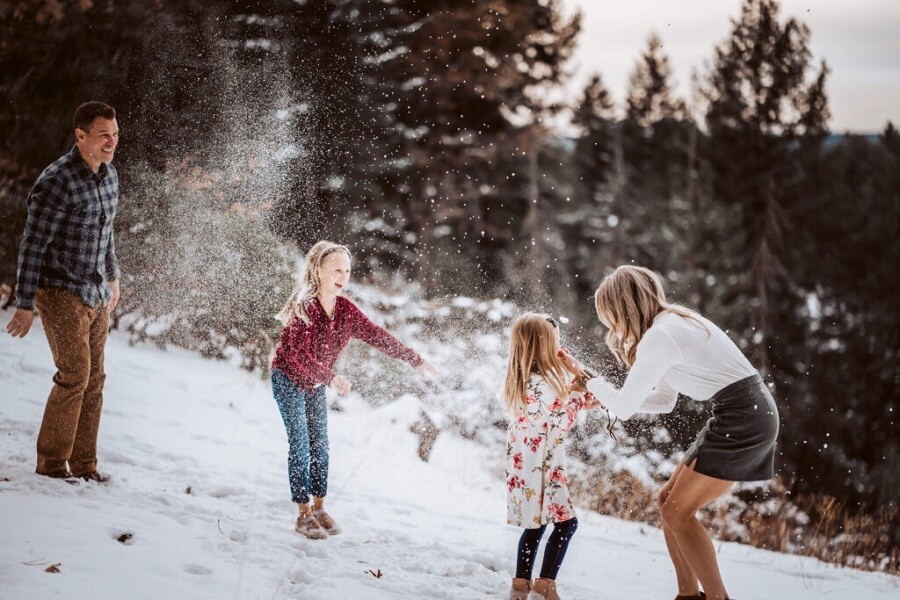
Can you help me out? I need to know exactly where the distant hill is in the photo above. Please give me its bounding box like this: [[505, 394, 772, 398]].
[[825, 132, 880, 148]]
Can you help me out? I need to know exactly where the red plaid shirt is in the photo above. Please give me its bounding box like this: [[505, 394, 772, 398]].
[[272, 296, 422, 390]]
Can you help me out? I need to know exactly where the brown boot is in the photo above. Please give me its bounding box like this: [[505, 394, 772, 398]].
[[37, 469, 78, 485], [312, 508, 341, 535], [295, 512, 328, 540], [78, 470, 110, 483], [509, 577, 530, 600], [529, 578, 560, 600]]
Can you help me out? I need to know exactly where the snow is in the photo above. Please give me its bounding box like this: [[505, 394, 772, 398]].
[[1, 318, 897, 599]]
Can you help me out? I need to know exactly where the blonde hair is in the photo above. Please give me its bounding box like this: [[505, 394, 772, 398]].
[[276, 241, 351, 326], [594, 265, 705, 367], [502, 313, 572, 416]]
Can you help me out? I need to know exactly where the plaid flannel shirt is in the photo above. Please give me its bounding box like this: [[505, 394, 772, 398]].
[[15, 145, 120, 310]]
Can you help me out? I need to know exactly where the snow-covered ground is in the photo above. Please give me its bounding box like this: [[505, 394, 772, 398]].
[[1, 318, 897, 599]]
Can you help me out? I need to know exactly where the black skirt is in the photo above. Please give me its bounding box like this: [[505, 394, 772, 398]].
[[683, 374, 779, 482]]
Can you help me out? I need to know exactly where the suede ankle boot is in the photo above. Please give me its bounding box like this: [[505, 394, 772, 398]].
[[509, 577, 530, 600], [529, 577, 560, 600], [295, 512, 328, 540]]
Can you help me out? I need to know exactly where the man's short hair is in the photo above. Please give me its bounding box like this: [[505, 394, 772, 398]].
[[73, 101, 116, 132]]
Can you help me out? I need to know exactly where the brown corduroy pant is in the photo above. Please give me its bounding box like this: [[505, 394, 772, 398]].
[[34, 287, 109, 476]]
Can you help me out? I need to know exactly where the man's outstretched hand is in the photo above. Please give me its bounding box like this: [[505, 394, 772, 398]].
[[6, 308, 34, 338]]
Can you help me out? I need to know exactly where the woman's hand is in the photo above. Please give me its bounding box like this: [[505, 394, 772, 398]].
[[416, 360, 438, 379], [330, 374, 352, 395], [583, 392, 602, 410], [557, 347, 583, 376]]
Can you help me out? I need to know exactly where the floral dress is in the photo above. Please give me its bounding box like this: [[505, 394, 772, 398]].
[[506, 374, 585, 528]]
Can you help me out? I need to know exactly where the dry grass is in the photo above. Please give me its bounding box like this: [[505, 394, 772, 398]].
[[570, 471, 898, 575], [570, 470, 660, 525], [725, 490, 899, 574]]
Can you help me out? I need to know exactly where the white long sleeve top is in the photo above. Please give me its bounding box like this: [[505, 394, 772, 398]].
[[586, 311, 758, 421]]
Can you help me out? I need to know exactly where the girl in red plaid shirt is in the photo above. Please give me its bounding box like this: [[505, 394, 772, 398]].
[[272, 241, 436, 539]]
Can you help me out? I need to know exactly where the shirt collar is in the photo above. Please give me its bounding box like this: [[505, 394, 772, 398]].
[[312, 296, 340, 320], [68, 145, 109, 182]]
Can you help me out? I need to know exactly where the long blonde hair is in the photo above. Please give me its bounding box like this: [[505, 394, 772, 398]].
[[502, 313, 571, 416], [276, 241, 351, 326], [594, 265, 705, 367]]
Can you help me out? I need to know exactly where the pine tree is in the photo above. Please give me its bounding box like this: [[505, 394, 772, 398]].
[[621, 34, 694, 279], [348, 0, 581, 298], [765, 127, 898, 507], [624, 33, 687, 201], [498, 1, 581, 304], [574, 75, 617, 192], [703, 0, 829, 375], [568, 74, 619, 287], [0, 0, 224, 167]]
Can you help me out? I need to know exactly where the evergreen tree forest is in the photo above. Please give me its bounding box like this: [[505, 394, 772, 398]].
[[1, 0, 897, 519]]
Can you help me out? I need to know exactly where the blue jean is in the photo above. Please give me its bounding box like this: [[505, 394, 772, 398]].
[[271, 368, 329, 504]]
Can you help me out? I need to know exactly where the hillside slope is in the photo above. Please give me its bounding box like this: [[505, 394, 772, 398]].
[[0, 318, 896, 599]]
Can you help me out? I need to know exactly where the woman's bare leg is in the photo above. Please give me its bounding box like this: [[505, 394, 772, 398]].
[[660, 461, 733, 600], [660, 460, 701, 597]]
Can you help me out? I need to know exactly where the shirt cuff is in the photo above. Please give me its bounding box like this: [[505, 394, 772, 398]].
[[106, 265, 121, 281], [14, 288, 36, 311]]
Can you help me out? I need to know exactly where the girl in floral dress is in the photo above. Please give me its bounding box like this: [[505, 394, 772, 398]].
[[503, 313, 600, 600]]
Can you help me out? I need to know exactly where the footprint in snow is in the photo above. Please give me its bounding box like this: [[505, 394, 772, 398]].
[[183, 563, 213, 576]]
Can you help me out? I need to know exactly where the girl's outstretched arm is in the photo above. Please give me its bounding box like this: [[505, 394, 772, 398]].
[[345, 300, 424, 367]]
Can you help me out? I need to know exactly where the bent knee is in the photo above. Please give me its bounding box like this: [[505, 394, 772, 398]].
[[84, 371, 106, 393], [659, 499, 694, 528], [53, 368, 91, 395]]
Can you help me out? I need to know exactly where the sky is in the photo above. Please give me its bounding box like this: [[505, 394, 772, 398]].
[[566, 0, 900, 133]]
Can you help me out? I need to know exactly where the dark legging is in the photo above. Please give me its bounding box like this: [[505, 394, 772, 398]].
[[515, 518, 578, 580]]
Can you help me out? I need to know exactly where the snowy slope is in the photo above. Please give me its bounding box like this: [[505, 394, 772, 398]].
[[1, 318, 897, 600]]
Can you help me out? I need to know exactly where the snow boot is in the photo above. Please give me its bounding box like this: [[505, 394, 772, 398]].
[[78, 470, 110, 483], [312, 509, 341, 535], [529, 578, 560, 600], [295, 512, 328, 540], [509, 577, 530, 600]]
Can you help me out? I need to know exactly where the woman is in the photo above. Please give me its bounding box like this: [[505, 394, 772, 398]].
[[561, 266, 778, 600]]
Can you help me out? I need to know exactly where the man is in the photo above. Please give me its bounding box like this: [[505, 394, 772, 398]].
[[6, 101, 121, 483]]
